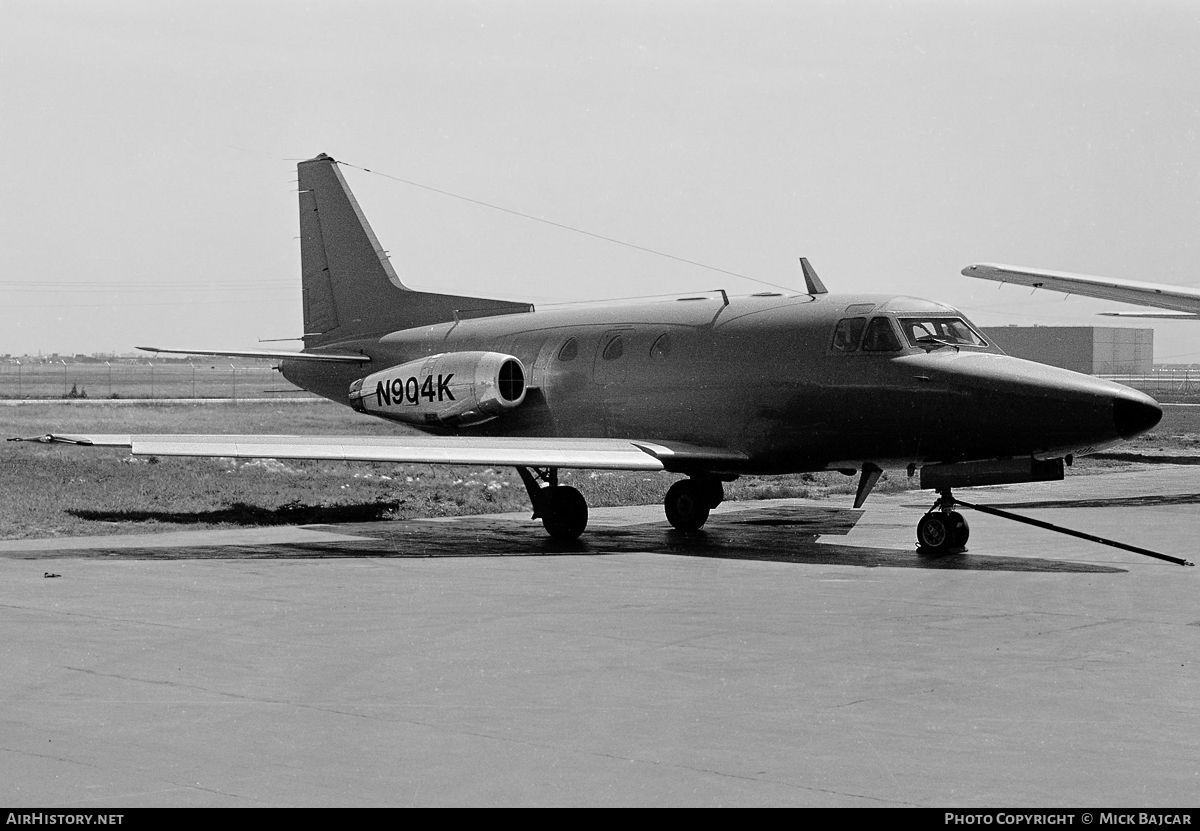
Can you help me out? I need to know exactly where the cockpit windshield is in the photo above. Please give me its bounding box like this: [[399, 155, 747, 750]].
[[899, 317, 988, 349]]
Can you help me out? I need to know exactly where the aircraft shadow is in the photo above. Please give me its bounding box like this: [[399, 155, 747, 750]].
[[982, 493, 1200, 510], [1089, 452, 1200, 466], [53, 504, 1123, 573], [68, 500, 405, 526]]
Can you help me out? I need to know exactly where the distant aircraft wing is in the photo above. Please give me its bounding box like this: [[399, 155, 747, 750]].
[[1097, 311, 1200, 319], [961, 263, 1200, 318], [11, 433, 747, 472]]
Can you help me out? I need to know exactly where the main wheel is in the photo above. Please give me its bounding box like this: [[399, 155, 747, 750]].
[[699, 479, 724, 509], [665, 480, 710, 531], [541, 486, 588, 541], [916, 512, 954, 552]]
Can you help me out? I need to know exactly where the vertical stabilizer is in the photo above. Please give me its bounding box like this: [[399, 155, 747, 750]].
[[298, 154, 532, 347]]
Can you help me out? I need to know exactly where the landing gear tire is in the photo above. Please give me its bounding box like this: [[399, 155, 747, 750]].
[[917, 511, 969, 552], [699, 479, 725, 509], [665, 480, 711, 531], [947, 511, 969, 547], [917, 512, 951, 552], [541, 486, 588, 541]]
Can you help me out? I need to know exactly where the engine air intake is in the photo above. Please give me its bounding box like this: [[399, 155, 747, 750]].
[[499, 359, 525, 402]]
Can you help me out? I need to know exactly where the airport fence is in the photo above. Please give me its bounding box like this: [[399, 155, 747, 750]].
[[5, 363, 1197, 401], [1099, 370, 1200, 397], [0, 361, 307, 400]]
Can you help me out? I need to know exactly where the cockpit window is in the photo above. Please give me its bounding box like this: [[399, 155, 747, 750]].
[[831, 317, 867, 353], [899, 317, 988, 349], [861, 317, 903, 352]]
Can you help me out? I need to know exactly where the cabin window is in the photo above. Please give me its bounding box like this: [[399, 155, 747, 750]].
[[650, 333, 672, 359], [602, 335, 624, 360], [831, 317, 867, 353], [899, 317, 988, 349], [861, 317, 903, 352], [558, 338, 579, 362]]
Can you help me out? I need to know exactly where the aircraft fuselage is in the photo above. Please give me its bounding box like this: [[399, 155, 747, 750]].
[[282, 289, 1159, 477]]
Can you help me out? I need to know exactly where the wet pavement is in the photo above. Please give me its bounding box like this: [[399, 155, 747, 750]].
[[1, 465, 1197, 806]]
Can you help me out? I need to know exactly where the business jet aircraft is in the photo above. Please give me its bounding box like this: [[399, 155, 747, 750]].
[[962, 263, 1200, 320], [21, 155, 1163, 552]]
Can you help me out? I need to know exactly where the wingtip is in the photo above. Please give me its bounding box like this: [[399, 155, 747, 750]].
[[9, 434, 94, 445]]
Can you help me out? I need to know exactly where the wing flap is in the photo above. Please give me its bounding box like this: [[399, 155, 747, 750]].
[[13, 433, 748, 472]]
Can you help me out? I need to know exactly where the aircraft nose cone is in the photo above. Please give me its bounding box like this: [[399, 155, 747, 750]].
[[1113, 394, 1162, 440]]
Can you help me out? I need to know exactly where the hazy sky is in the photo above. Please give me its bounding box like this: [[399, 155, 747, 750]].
[[3, 1, 1199, 361]]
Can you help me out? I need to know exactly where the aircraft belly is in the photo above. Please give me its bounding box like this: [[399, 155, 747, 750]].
[[728, 386, 922, 472], [916, 385, 1113, 462]]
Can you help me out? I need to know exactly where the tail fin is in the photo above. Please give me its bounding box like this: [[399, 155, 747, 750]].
[[298, 154, 532, 348]]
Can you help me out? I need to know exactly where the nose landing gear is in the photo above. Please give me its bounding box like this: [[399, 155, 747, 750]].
[[916, 486, 1191, 566], [917, 489, 970, 553]]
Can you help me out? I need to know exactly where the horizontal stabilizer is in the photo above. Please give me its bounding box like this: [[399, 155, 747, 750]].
[[137, 346, 370, 363]]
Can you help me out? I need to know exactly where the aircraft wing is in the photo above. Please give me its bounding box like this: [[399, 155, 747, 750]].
[[11, 433, 747, 472], [962, 263, 1200, 318]]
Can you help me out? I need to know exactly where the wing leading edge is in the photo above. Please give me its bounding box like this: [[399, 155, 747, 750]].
[[12, 433, 747, 472], [962, 263, 1200, 318]]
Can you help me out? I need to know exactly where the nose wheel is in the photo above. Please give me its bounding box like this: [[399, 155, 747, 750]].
[[917, 509, 969, 552], [917, 488, 970, 552]]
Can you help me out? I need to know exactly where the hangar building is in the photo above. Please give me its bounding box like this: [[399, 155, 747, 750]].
[[980, 326, 1153, 375]]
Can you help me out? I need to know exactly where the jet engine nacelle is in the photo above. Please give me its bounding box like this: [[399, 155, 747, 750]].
[[349, 351, 526, 427]]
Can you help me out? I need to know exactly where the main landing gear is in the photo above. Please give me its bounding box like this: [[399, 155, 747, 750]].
[[916, 488, 970, 553], [516, 468, 729, 540], [517, 466, 588, 541], [664, 478, 725, 531]]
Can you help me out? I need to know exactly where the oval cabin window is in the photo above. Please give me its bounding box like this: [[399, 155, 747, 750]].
[[558, 338, 579, 362], [602, 335, 624, 361], [650, 333, 672, 359]]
